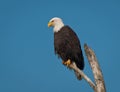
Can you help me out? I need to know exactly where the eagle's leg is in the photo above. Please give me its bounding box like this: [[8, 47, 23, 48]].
[[62, 59, 71, 67]]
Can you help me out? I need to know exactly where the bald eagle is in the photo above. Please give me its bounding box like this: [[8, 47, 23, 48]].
[[48, 17, 84, 80]]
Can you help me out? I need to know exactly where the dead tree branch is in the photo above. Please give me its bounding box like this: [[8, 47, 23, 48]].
[[84, 43, 106, 92], [69, 63, 96, 90], [69, 43, 106, 92]]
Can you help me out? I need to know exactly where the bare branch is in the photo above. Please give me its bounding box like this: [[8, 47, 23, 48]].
[[84, 43, 106, 92], [63, 43, 106, 92], [69, 63, 96, 90]]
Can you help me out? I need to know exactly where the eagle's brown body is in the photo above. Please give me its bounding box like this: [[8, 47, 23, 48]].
[[54, 25, 84, 70]]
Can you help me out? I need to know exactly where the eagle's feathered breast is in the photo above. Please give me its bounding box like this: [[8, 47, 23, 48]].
[[54, 26, 84, 70]]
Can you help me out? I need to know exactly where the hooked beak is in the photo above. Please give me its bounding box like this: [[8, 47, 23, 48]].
[[48, 22, 53, 27]]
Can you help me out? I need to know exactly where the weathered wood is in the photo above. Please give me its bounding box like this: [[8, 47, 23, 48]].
[[65, 43, 106, 92], [84, 43, 106, 92], [69, 63, 96, 90]]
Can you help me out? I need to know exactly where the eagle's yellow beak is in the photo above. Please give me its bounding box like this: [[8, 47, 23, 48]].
[[48, 22, 53, 27]]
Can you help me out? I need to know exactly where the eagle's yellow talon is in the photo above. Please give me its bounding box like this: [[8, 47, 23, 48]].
[[62, 59, 71, 67], [66, 59, 71, 66]]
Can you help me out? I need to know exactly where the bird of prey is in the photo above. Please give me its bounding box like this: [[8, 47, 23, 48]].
[[48, 17, 84, 80]]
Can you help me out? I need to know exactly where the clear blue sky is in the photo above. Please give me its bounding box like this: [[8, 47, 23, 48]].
[[0, 0, 120, 92]]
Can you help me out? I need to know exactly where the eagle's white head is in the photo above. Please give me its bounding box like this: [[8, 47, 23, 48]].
[[48, 17, 64, 32]]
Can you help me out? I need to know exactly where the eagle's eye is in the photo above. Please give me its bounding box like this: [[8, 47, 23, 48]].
[[51, 20, 54, 22]]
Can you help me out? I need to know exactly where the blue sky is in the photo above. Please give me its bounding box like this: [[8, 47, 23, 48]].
[[0, 0, 120, 92]]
